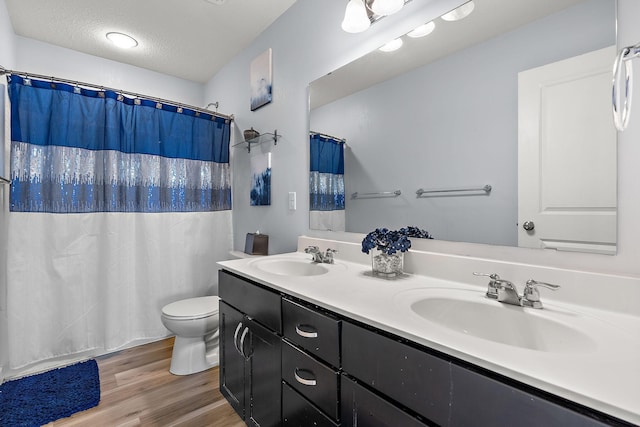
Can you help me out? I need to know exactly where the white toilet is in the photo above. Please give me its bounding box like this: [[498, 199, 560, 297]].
[[161, 296, 220, 375]]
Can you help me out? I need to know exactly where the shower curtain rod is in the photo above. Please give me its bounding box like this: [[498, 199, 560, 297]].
[[0, 65, 234, 122], [310, 131, 346, 143]]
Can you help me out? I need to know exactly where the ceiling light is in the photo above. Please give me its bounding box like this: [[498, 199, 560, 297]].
[[441, 1, 475, 22], [341, 0, 371, 33], [106, 32, 138, 49], [379, 38, 403, 52], [370, 0, 404, 16], [407, 21, 435, 38]]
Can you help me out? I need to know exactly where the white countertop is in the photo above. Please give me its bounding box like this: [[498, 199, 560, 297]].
[[218, 251, 640, 425]]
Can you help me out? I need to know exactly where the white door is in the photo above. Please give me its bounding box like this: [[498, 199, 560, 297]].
[[518, 46, 616, 254]]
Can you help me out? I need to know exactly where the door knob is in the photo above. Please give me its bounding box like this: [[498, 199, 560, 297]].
[[523, 221, 535, 231]]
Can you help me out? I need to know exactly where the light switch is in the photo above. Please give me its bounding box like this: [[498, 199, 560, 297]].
[[288, 192, 296, 210]]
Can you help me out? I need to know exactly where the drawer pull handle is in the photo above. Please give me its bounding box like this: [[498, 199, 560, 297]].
[[294, 369, 317, 386], [233, 322, 244, 356], [295, 324, 318, 338]]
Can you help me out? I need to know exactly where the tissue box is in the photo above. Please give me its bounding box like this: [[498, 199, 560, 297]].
[[244, 233, 268, 255]]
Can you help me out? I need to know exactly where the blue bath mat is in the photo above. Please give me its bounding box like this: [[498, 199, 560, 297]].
[[0, 359, 100, 426]]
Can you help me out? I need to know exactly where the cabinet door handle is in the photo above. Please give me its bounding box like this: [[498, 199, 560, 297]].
[[294, 368, 317, 386], [295, 324, 318, 338], [239, 326, 250, 359], [233, 322, 244, 356]]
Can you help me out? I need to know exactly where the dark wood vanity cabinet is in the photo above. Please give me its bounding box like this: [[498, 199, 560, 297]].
[[219, 269, 630, 427], [219, 271, 282, 427], [342, 320, 623, 427]]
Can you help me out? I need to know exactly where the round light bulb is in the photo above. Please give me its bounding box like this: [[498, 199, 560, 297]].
[[371, 0, 404, 16], [441, 1, 475, 22], [106, 32, 138, 49], [379, 38, 403, 52], [341, 0, 371, 33], [407, 21, 435, 38]]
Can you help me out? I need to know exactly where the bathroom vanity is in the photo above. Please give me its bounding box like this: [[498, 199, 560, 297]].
[[217, 248, 640, 427]]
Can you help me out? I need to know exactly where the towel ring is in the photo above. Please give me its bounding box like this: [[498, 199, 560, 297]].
[[613, 43, 640, 131]]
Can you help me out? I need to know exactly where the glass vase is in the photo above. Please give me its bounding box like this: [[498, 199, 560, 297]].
[[371, 250, 404, 278]]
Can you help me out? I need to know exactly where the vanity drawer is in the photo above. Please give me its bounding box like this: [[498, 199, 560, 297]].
[[282, 340, 340, 421], [282, 298, 341, 367], [219, 270, 281, 334], [449, 365, 617, 427], [341, 375, 431, 427], [282, 382, 338, 427], [342, 321, 451, 426]]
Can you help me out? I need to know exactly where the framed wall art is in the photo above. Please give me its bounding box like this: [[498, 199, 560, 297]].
[[250, 152, 271, 206], [250, 48, 273, 111]]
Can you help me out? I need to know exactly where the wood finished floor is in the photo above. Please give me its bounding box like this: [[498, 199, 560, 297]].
[[45, 337, 245, 427]]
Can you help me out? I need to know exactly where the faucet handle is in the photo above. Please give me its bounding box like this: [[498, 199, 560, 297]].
[[304, 245, 319, 253], [473, 272, 501, 299], [473, 272, 500, 280], [324, 248, 337, 263], [522, 279, 560, 309]]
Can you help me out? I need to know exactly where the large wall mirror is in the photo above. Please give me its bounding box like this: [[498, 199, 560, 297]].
[[309, 0, 617, 255]]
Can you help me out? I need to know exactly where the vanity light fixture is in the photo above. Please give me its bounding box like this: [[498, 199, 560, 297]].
[[441, 0, 475, 22], [407, 21, 435, 38], [106, 32, 138, 49], [379, 37, 403, 52], [370, 0, 404, 16], [341, 0, 371, 33]]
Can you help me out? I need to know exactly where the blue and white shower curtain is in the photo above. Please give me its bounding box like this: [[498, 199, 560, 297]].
[[8, 75, 231, 213], [5, 75, 233, 372], [309, 133, 345, 231], [310, 133, 345, 211]]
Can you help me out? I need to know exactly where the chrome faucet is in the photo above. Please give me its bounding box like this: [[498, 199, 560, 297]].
[[304, 246, 337, 264], [473, 273, 560, 309], [495, 279, 522, 306]]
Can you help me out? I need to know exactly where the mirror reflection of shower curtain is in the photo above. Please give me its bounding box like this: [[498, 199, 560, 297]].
[[309, 133, 345, 231], [5, 75, 233, 373]]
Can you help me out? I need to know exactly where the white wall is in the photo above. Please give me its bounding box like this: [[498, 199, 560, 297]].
[[205, 0, 466, 255], [0, 0, 16, 382], [209, 0, 640, 279], [13, 37, 204, 107], [311, 0, 613, 246]]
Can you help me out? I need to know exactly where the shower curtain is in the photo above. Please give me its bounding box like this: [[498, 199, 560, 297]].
[[309, 133, 345, 231], [5, 75, 233, 371]]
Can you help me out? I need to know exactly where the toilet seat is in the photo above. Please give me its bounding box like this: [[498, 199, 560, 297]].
[[162, 296, 220, 320]]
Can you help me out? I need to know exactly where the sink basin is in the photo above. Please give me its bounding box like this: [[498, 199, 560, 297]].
[[251, 258, 330, 276], [397, 289, 597, 353]]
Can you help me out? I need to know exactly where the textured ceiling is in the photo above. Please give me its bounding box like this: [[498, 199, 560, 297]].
[[5, 0, 297, 83]]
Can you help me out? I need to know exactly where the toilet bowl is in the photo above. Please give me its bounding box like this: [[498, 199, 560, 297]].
[[161, 296, 220, 375]]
